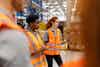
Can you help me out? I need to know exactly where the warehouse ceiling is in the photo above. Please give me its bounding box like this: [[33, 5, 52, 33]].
[[42, 0, 67, 21]]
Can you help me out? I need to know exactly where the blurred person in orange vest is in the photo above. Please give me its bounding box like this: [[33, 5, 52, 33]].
[[43, 17, 63, 67], [26, 14, 47, 67], [0, 0, 33, 67]]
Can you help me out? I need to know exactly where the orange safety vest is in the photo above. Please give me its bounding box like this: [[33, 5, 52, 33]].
[[26, 31, 47, 67], [44, 28, 62, 55]]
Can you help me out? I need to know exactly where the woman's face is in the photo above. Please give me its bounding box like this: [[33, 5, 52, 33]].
[[54, 19, 59, 28]]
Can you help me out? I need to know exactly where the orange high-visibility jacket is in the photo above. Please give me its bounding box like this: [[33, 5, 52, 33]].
[[26, 31, 47, 67], [44, 28, 62, 55]]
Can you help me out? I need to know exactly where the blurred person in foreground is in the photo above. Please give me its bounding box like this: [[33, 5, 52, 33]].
[[0, 0, 32, 67], [43, 17, 63, 67], [79, 0, 100, 67]]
